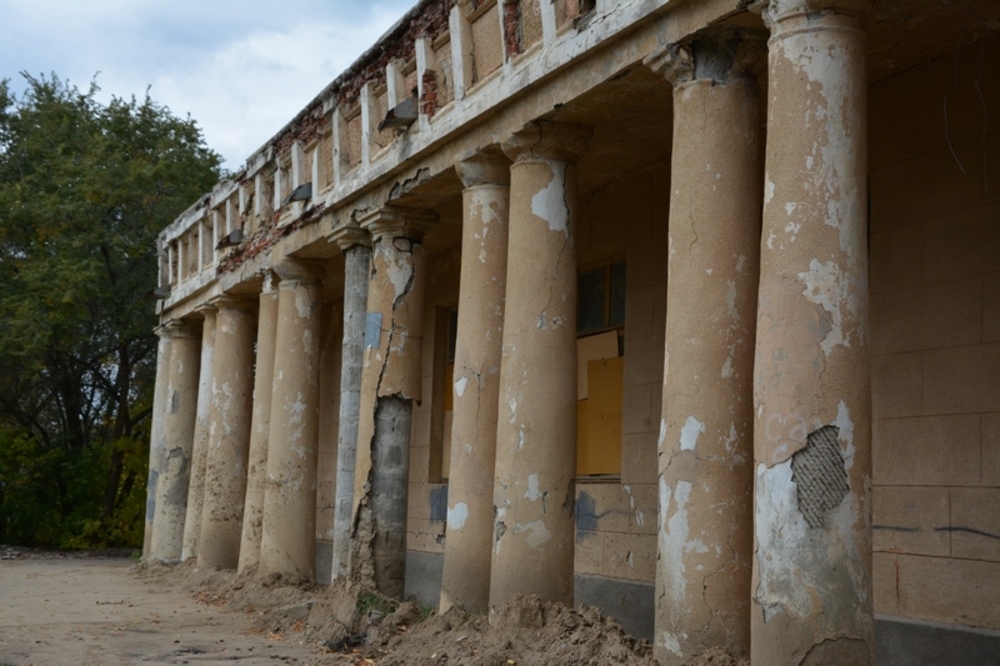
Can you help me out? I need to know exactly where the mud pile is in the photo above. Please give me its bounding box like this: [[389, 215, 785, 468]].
[[136, 560, 745, 665]]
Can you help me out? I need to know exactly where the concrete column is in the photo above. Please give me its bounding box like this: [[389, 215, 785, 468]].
[[149, 319, 201, 562], [198, 296, 257, 569], [238, 275, 279, 574], [181, 305, 216, 562], [143, 327, 172, 559], [645, 32, 763, 664], [351, 206, 435, 598], [259, 260, 324, 579], [752, 2, 873, 663], [439, 152, 511, 613], [330, 225, 372, 582], [489, 120, 589, 614]]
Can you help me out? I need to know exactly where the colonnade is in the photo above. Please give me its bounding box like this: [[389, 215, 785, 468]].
[[145, 1, 873, 662]]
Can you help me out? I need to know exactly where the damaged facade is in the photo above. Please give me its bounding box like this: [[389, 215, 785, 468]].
[[144, 0, 1000, 663]]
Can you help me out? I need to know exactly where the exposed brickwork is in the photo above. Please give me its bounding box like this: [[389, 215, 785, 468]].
[[216, 202, 327, 276], [421, 71, 440, 118], [503, 0, 522, 58]]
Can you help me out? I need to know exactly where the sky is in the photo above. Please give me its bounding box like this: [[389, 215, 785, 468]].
[[1, 0, 416, 172]]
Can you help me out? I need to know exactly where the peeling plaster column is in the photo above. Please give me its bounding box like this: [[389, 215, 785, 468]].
[[149, 319, 201, 562], [198, 296, 257, 569], [351, 206, 435, 598], [181, 305, 217, 562], [238, 275, 279, 574], [143, 326, 172, 559], [330, 225, 372, 582], [440, 152, 511, 613], [645, 32, 763, 664], [259, 260, 324, 579], [489, 121, 590, 615], [752, 1, 873, 663]]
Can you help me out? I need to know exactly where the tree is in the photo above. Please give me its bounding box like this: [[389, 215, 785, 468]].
[[0, 74, 222, 548]]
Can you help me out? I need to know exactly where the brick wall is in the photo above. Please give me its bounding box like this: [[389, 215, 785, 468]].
[[869, 36, 1000, 630]]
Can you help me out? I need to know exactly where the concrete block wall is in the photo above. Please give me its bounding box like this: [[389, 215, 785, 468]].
[[869, 37, 1000, 631], [572, 160, 668, 583]]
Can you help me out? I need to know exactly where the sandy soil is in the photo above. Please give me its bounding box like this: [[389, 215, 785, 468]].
[[0, 547, 745, 666], [0, 550, 337, 665]]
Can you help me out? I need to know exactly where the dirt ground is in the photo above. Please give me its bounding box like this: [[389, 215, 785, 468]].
[[0, 547, 745, 665]]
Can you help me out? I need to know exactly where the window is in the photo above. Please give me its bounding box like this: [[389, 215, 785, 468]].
[[577, 260, 625, 476]]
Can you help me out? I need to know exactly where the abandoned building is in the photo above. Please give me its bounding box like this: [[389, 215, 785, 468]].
[[142, 0, 1000, 663]]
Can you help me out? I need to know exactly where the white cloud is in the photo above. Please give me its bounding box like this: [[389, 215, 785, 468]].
[[1, 0, 414, 170]]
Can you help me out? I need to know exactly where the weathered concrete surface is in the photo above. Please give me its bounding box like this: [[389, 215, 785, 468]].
[[259, 260, 324, 579], [489, 121, 589, 615], [647, 31, 762, 665], [351, 207, 433, 598], [752, 2, 874, 663], [143, 329, 172, 559], [331, 227, 372, 582], [149, 321, 201, 563], [181, 305, 216, 562], [440, 152, 510, 613], [238, 277, 278, 574], [199, 298, 256, 570]]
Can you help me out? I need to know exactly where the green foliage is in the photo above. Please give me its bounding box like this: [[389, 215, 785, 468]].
[[0, 74, 222, 548], [356, 591, 400, 617]]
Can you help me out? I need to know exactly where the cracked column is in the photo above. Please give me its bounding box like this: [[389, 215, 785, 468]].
[[259, 260, 324, 579], [149, 319, 201, 562], [489, 120, 589, 614], [181, 304, 216, 562], [239, 275, 279, 574], [351, 206, 435, 598], [645, 31, 762, 664], [331, 224, 372, 582], [199, 296, 257, 569], [752, 1, 873, 663], [440, 152, 511, 613], [143, 327, 172, 559]]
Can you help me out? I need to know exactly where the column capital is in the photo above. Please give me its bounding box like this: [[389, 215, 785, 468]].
[[357, 206, 438, 243], [208, 293, 257, 313], [272, 258, 325, 285], [751, 0, 872, 30], [456, 150, 511, 189], [501, 120, 590, 164], [645, 28, 766, 86], [193, 302, 218, 318], [329, 223, 372, 252], [160, 318, 200, 339]]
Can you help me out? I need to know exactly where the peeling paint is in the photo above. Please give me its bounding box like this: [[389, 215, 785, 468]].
[[679, 416, 704, 451]]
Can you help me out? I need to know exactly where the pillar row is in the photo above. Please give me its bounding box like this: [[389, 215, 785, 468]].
[[331, 225, 373, 582], [351, 206, 435, 598], [149, 319, 201, 562], [646, 30, 763, 665], [143, 327, 173, 559], [259, 260, 324, 579], [440, 151, 511, 614], [199, 296, 257, 569], [489, 120, 590, 616], [239, 274, 279, 574], [752, 1, 873, 663], [181, 304, 216, 562]]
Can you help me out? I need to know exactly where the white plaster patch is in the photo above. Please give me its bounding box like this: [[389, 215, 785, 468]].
[[515, 519, 551, 548], [799, 258, 852, 355], [294, 289, 312, 319], [454, 376, 468, 397], [658, 419, 667, 447], [754, 461, 811, 621], [764, 177, 775, 205], [530, 161, 569, 234], [660, 631, 683, 657], [524, 474, 541, 501], [447, 501, 469, 530], [836, 400, 855, 471], [679, 416, 705, 451], [721, 355, 734, 379], [662, 481, 692, 606]]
